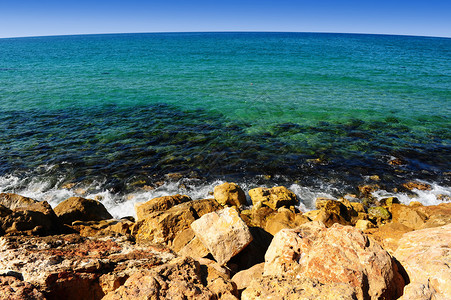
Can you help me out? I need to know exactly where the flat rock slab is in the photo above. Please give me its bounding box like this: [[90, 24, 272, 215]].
[[191, 207, 253, 265]]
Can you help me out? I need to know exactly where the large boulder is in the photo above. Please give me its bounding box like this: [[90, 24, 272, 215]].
[[231, 262, 264, 291], [0, 193, 37, 209], [214, 182, 246, 207], [263, 222, 404, 300], [191, 207, 253, 266], [135, 194, 192, 221], [394, 224, 451, 300], [133, 199, 221, 246], [54, 197, 113, 225], [248, 186, 297, 210], [0, 201, 61, 236], [390, 204, 427, 230]]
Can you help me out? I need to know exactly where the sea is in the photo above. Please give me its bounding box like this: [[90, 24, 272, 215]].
[[0, 32, 450, 217]]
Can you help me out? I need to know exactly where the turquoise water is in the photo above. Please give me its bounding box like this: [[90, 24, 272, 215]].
[[0, 32, 450, 207]]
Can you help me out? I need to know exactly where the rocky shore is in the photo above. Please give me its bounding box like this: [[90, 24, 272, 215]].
[[0, 181, 450, 299]]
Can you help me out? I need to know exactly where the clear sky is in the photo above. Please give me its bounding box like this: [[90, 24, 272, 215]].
[[0, 0, 450, 38]]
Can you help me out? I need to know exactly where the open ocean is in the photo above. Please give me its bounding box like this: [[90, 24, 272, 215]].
[[0, 32, 450, 217]]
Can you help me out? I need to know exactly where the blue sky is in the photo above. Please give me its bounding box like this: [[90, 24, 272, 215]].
[[1, 0, 450, 38]]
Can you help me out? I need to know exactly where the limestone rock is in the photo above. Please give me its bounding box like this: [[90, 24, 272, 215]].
[[249, 186, 297, 210], [0, 193, 37, 209], [0, 276, 45, 300], [368, 206, 391, 220], [394, 224, 451, 300], [0, 234, 176, 300], [264, 208, 309, 235], [365, 222, 413, 254], [70, 219, 134, 237], [416, 202, 451, 229], [264, 222, 404, 299], [103, 257, 236, 300], [1, 201, 61, 236], [402, 181, 432, 191], [242, 276, 357, 300], [54, 197, 113, 225], [191, 207, 253, 265], [355, 219, 376, 231], [178, 236, 209, 259], [214, 182, 246, 207], [172, 228, 196, 252], [135, 194, 192, 221], [231, 262, 264, 291], [133, 199, 220, 246], [390, 204, 427, 229]]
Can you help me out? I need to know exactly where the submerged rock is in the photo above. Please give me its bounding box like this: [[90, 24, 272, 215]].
[[54, 197, 113, 225], [191, 207, 253, 266], [214, 182, 247, 208]]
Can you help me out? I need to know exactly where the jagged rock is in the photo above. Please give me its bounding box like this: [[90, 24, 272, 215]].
[[0, 193, 37, 209], [264, 208, 309, 235], [231, 262, 264, 291], [0, 234, 176, 300], [0, 276, 45, 300], [390, 204, 427, 230], [394, 224, 451, 300], [248, 186, 297, 210], [246, 206, 275, 228], [264, 222, 404, 300], [1, 201, 61, 236], [135, 194, 192, 221], [242, 276, 357, 300], [378, 197, 400, 206], [350, 202, 366, 213], [191, 207, 253, 265], [213, 182, 246, 207], [133, 199, 220, 246], [54, 197, 113, 225], [70, 219, 134, 237], [415, 202, 451, 229], [103, 257, 237, 299]]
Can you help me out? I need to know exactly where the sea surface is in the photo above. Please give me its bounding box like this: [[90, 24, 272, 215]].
[[0, 32, 450, 217]]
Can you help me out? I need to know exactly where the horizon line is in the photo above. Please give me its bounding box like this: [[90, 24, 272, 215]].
[[1, 30, 450, 40]]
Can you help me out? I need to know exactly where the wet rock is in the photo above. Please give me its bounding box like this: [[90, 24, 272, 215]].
[[394, 224, 451, 300], [378, 197, 399, 207], [242, 276, 357, 300], [0, 193, 37, 209], [350, 202, 366, 213], [264, 222, 404, 299], [231, 262, 264, 291], [390, 204, 427, 230], [135, 194, 192, 221], [54, 197, 113, 225], [436, 194, 451, 201], [191, 207, 253, 266], [368, 206, 391, 221], [358, 184, 380, 197], [214, 182, 247, 207], [1, 201, 61, 236], [0, 276, 45, 300], [264, 208, 309, 235], [402, 181, 432, 191], [133, 199, 221, 246], [248, 186, 297, 210]]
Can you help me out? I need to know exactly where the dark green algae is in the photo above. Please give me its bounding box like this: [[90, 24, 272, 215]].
[[0, 103, 449, 194]]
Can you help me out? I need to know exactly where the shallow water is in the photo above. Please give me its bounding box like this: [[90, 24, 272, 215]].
[[0, 32, 450, 216]]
